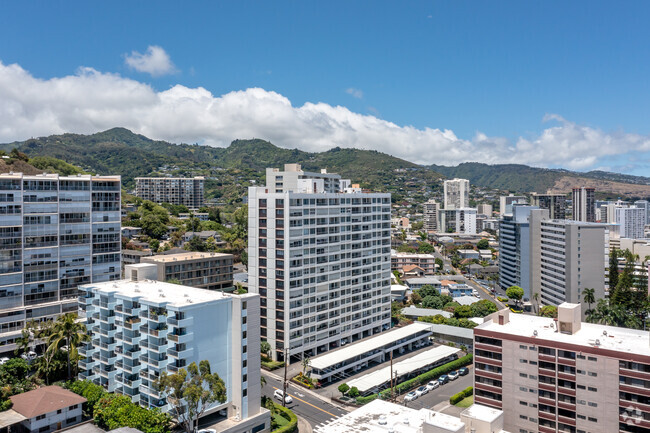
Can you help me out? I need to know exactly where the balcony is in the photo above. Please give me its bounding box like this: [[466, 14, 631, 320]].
[[99, 341, 117, 351], [620, 383, 650, 398], [123, 317, 142, 330], [167, 316, 193, 327], [538, 411, 556, 422], [474, 369, 502, 380], [538, 353, 555, 363], [119, 361, 142, 374], [539, 426, 555, 433], [538, 396, 555, 406], [538, 367, 556, 378], [474, 381, 501, 395], [147, 341, 170, 354], [474, 395, 501, 409], [538, 382, 556, 392], [168, 347, 194, 359], [474, 355, 502, 367], [147, 327, 169, 338], [620, 398, 650, 413], [556, 357, 576, 367], [619, 367, 650, 381], [78, 359, 97, 370], [557, 415, 576, 426], [474, 342, 502, 353], [556, 386, 576, 397], [168, 332, 193, 344], [122, 347, 142, 359], [557, 371, 576, 381], [139, 384, 164, 399], [557, 400, 576, 411], [99, 301, 117, 311]]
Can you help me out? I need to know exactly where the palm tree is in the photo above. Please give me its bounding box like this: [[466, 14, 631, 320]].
[[583, 288, 595, 315], [532, 293, 540, 314], [260, 375, 266, 389], [47, 313, 89, 380], [301, 357, 311, 376]]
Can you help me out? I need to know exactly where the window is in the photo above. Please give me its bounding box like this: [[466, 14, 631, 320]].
[[519, 373, 528, 378], [588, 402, 597, 407], [36, 414, 46, 420], [588, 386, 597, 392], [520, 415, 528, 420], [520, 345, 527, 349], [57, 409, 62, 414], [243, 331, 247, 339], [242, 316, 247, 324], [577, 414, 586, 420], [519, 387, 528, 392], [243, 374, 247, 383], [588, 372, 597, 377], [243, 388, 247, 397], [587, 356, 597, 362], [520, 359, 528, 364], [577, 354, 586, 359], [577, 385, 586, 390], [520, 401, 528, 406], [588, 417, 597, 422]]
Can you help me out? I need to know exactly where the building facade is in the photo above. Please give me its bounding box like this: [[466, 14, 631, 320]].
[[141, 251, 234, 290], [572, 187, 596, 223], [422, 199, 439, 232], [0, 172, 121, 353], [391, 252, 437, 275], [248, 165, 392, 362], [499, 206, 538, 299], [78, 275, 269, 432], [474, 304, 650, 433], [135, 177, 204, 209], [439, 208, 477, 235], [529, 210, 609, 310], [477, 203, 493, 216], [444, 178, 470, 210], [634, 200, 649, 226], [531, 193, 567, 220], [500, 194, 527, 215], [616, 207, 646, 240]]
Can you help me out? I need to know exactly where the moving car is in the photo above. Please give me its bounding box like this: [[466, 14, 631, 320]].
[[404, 391, 418, 402], [425, 380, 439, 391], [415, 386, 428, 397], [448, 370, 459, 380], [273, 389, 293, 405], [438, 375, 449, 385], [458, 367, 469, 376]]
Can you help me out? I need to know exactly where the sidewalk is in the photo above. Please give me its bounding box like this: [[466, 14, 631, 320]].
[[297, 416, 313, 433]]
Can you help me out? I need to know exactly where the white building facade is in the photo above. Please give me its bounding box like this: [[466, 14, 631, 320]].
[[0, 172, 121, 353], [423, 199, 439, 232], [248, 165, 392, 362], [444, 178, 470, 210], [78, 275, 269, 432], [616, 207, 646, 239], [439, 208, 477, 235]]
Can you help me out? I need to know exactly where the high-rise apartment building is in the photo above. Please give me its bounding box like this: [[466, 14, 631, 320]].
[[477, 203, 493, 216], [0, 172, 121, 352], [474, 303, 650, 433], [135, 177, 204, 209], [140, 251, 234, 290], [422, 199, 439, 232], [438, 208, 477, 234], [529, 210, 608, 309], [78, 271, 270, 433], [499, 206, 538, 300], [444, 178, 470, 210], [634, 200, 649, 226], [616, 207, 646, 239], [499, 194, 527, 215], [531, 193, 567, 219], [248, 164, 392, 362], [572, 187, 595, 222]]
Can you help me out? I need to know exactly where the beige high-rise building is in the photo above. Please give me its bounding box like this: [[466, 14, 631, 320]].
[[531, 193, 567, 219], [423, 199, 439, 231], [474, 303, 650, 433], [140, 252, 234, 291], [135, 176, 204, 209], [444, 178, 470, 210], [477, 203, 493, 216], [572, 187, 595, 222]]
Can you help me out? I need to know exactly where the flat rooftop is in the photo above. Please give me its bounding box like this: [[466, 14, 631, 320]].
[[310, 323, 432, 371], [347, 346, 461, 393], [81, 278, 236, 308], [478, 312, 650, 356], [460, 403, 503, 424], [142, 252, 231, 263], [314, 399, 464, 433]]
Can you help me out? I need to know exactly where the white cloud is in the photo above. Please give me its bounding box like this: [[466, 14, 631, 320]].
[[345, 88, 363, 99], [124, 45, 176, 77], [0, 60, 649, 173]]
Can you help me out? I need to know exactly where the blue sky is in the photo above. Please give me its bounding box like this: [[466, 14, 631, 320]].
[[1, 1, 649, 175]]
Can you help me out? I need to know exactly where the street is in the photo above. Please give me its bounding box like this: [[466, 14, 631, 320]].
[[262, 372, 349, 428]]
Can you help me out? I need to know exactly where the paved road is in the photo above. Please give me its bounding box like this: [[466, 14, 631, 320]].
[[262, 372, 348, 428]]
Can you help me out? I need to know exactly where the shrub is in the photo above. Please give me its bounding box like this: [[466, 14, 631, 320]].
[[338, 383, 350, 395], [450, 386, 473, 405], [273, 404, 298, 433], [261, 360, 285, 371], [348, 387, 360, 398], [497, 297, 508, 302]]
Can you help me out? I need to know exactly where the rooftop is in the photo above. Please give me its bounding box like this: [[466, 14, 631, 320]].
[[142, 251, 231, 263], [477, 308, 650, 356], [460, 403, 503, 424], [310, 323, 432, 371], [9, 386, 86, 419], [405, 277, 441, 285], [425, 323, 475, 340], [401, 306, 452, 318], [391, 252, 436, 258], [81, 278, 242, 308]]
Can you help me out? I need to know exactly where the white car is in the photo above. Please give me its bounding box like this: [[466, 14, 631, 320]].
[[21, 351, 37, 361], [415, 386, 428, 397], [273, 389, 293, 405], [472, 290, 479, 297], [425, 380, 439, 391], [448, 370, 459, 381], [0, 357, 9, 365], [198, 429, 216, 433], [404, 391, 418, 402]]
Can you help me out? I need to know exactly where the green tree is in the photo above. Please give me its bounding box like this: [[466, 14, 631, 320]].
[[477, 239, 489, 250], [470, 300, 498, 318], [435, 258, 444, 271], [410, 291, 422, 305], [337, 383, 350, 396], [539, 305, 558, 318], [582, 288, 596, 314], [149, 239, 160, 252], [301, 357, 311, 375], [184, 236, 208, 252], [348, 387, 359, 398], [155, 360, 226, 433], [417, 242, 434, 254], [47, 313, 89, 379], [454, 305, 473, 319], [417, 285, 439, 299], [506, 286, 524, 307], [260, 341, 271, 359], [609, 248, 619, 291]]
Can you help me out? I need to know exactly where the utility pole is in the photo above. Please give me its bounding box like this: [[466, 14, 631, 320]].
[[390, 351, 394, 402], [282, 348, 288, 407]]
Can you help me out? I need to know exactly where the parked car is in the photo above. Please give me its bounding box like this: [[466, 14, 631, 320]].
[[448, 370, 459, 380], [0, 357, 9, 365], [273, 389, 293, 405], [438, 375, 449, 385], [425, 380, 439, 391], [472, 290, 479, 297], [198, 429, 216, 433], [458, 367, 469, 376], [404, 391, 418, 402], [415, 386, 428, 397], [21, 351, 37, 362]]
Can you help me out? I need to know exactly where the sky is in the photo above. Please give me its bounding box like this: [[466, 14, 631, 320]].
[[1, 1, 650, 175]]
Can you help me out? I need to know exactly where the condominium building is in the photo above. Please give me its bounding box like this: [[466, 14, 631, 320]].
[[391, 252, 437, 275], [438, 208, 477, 235], [141, 252, 234, 290], [422, 199, 439, 232], [474, 303, 650, 433], [444, 178, 470, 210], [616, 207, 647, 240], [572, 187, 596, 222], [78, 271, 270, 433], [529, 210, 609, 309], [477, 203, 493, 216], [265, 164, 344, 193], [248, 164, 392, 362], [0, 172, 121, 353], [531, 193, 567, 219], [135, 177, 204, 209], [499, 194, 527, 215], [634, 200, 649, 225], [498, 205, 539, 300]]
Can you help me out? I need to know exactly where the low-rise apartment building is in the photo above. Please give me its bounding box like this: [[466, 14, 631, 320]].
[[135, 176, 204, 209], [141, 252, 234, 290], [78, 273, 270, 433], [391, 252, 437, 275], [474, 303, 650, 433]]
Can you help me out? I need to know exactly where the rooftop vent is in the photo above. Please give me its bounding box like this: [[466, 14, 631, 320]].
[[603, 330, 608, 336], [533, 330, 538, 337], [594, 339, 601, 347]]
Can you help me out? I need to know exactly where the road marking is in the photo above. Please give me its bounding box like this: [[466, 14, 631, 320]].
[[272, 386, 338, 418]]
